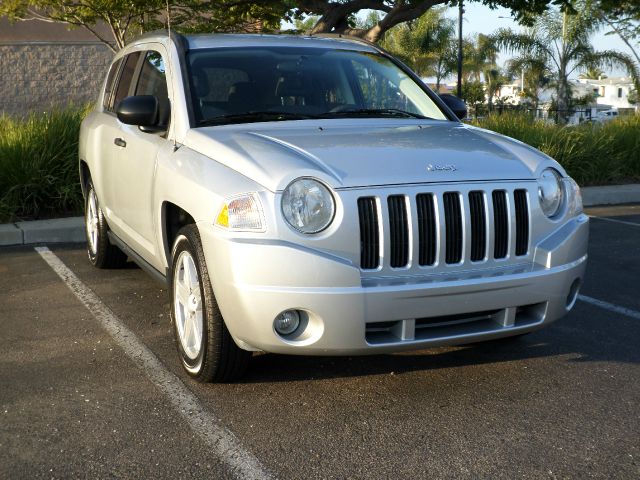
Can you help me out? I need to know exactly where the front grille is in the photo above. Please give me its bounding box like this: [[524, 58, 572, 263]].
[[492, 190, 509, 259], [387, 195, 409, 268], [357, 197, 379, 269], [443, 192, 463, 264], [514, 189, 529, 256], [357, 186, 530, 270], [416, 194, 436, 266], [468, 191, 487, 262]]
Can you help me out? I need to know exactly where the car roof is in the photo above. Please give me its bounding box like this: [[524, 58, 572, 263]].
[[128, 31, 379, 54], [185, 33, 378, 52]]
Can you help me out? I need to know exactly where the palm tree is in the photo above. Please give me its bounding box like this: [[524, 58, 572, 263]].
[[485, 67, 511, 108], [381, 7, 457, 91], [493, 7, 639, 122], [507, 56, 551, 109], [461, 34, 508, 109], [462, 34, 498, 83], [579, 66, 607, 79]]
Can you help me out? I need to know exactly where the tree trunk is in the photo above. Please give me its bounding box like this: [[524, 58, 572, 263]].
[[305, 0, 442, 43], [556, 74, 570, 124]]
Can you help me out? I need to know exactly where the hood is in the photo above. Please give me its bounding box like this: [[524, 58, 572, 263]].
[[183, 120, 554, 192]]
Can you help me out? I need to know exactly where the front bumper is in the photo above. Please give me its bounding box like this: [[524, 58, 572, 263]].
[[199, 214, 589, 355]]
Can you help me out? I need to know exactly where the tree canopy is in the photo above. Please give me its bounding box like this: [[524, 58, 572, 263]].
[[381, 7, 457, 90], [0, 0, 290, 51], [296, 0, 576, 43], [1, 0, 581, 50], [593, 0, 640, 68]]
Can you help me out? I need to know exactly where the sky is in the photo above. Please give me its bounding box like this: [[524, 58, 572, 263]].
[[285, 4, 635, 79], [448, 2, 633, 78]]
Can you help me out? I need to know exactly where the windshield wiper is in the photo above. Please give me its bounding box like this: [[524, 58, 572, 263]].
[[316, 108, 429, 119], [196, 111, 315, 127]]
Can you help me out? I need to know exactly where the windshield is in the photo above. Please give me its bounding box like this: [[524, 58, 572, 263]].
[[185, 46, 449, 126]]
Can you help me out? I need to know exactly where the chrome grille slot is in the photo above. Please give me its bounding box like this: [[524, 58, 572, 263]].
[[514, 189, 529, 256], [387, 195, 409, 268], [416, 193, 436, 266], [468, 191, 487, 262], [357, 197, 379, 270], [492, 190, 509, 259], [443, 192, 463, 264]]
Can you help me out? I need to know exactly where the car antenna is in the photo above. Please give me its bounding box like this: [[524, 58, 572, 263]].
[[166, 0, 178, 152]]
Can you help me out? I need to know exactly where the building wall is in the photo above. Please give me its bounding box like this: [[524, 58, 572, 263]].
[[596, 84, 635, 110], [0, 41, 114, 116]]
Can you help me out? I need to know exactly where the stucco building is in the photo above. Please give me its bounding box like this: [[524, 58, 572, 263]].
[[576, 76, 637, 113]]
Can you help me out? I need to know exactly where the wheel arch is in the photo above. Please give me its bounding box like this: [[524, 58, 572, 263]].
[[79, 160, 91, 198], [162, 201, 197, 268]]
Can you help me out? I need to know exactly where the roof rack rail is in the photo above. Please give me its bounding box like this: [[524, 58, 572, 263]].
[[126, 29, 189, 51], [312, 33, 379, 49]]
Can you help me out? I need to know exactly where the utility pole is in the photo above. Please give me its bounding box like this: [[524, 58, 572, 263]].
[[457, 0, 464, 98]]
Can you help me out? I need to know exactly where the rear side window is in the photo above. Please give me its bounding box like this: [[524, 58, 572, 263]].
[[102, 58, 122, 110], [113, 52, 141, 109], [135, 51, 170, 126]]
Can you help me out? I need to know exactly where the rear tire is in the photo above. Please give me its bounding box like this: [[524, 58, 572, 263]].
[[170, 225, 251, 382], [85, 179, 127, 269]]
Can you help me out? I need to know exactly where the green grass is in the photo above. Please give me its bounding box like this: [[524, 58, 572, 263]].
[[0, 107, 88, 223], [473, 112, 640, 186]]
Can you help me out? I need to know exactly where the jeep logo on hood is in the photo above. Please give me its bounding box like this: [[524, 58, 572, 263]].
[[427, 163, 457, 172]]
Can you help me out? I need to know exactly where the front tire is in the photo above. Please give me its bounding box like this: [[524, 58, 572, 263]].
[[170, 225, 251, 382], [85, 179, 127, 268]]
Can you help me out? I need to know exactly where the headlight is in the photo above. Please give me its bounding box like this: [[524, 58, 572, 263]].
[[537, 168, 564, 217], [215, 193, 265, 231], [566, 177, 583, 217], [282, 178, 335, 234]]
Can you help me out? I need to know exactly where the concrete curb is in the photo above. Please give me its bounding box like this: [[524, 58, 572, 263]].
[[582, 184, 640, 207], [0, 184, 638, 246], [0, 217, 84, 247]]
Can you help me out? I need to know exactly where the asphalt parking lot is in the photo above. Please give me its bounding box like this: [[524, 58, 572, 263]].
[[1, 204, 639, 479]]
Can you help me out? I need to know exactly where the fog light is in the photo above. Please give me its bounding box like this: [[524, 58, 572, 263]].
[[274, 310, 301, 336]]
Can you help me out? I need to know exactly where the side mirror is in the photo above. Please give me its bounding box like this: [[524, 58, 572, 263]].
[[439, 94, 468, 120], [116, 95, 163, 133]]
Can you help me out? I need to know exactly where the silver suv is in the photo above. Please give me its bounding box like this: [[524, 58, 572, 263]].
[[79, 32, 588, 382]]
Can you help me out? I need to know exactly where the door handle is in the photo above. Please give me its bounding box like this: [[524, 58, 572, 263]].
[[114, 137, 127, 148]]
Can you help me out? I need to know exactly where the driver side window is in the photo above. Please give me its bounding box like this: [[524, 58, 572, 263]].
[[112, 52, 141, 110], [135, 51, 170, 127]]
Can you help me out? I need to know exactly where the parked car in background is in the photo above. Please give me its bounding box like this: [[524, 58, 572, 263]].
[[79, 32, 588, 382], [593, 109, 619, 123]]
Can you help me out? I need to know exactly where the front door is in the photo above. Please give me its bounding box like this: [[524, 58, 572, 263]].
[[110, 48, 171, 265]]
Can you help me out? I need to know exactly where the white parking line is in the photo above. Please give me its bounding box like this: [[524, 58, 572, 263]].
[[578, 294, 640, 320], [35, 247, 272, 480], [589, 215, 640, 227]]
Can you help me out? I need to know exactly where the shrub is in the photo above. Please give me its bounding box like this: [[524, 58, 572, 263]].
[[0, 107, 88, 223], [472, 112, 640, 186]]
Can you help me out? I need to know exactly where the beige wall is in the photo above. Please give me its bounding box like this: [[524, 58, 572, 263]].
[[0, 42, 114, 116], [0, 19, 115, 116], [0, 18, 115, 42]]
